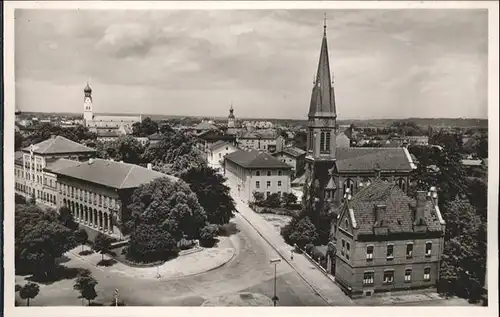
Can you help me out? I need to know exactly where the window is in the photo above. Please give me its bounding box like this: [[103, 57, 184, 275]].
[[308, 130, 314, 151], [267, 171, 271, 176], [346, 242, 350, 260], [424, 267, 431, 281], [386, 244, 394, 259], [325, 132, 331, 151], [425, 242, 432, 257], [383, 270, 394, 284], [266, 181, 271, 188], [266, 191, 271, 198], [397, 178, 407, 192], [404, 269, 412, 282], [278, 170, 282, 176], [341, 239, 346, 256], [277, 191, 281, 196], [256, 171, 261, 176], [278, 181, 282, 187], [99, 194, 102, 206], [366, 245, 374, 260], [363, 272, 374, 285], [343, 179, 354, 197], [345, 219, 349, 229], [406, 243, 413, 258], [256, 181, 260, 189], [320, 132, 325, 151]]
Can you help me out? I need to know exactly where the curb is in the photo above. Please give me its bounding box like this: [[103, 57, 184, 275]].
[[235, 209, 333, 306], [166, 249, 237, 281]]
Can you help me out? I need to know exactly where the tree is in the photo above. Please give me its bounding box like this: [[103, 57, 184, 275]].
[[75, 229, 89, 252], [15, 204, 77, 276], [110, 135, 145, 165], [199, 224, 219, 247], [15, 194, 27, 205], [93, 233, 113, 261], [181, 165, 236, 225], [19, 282, 40, 306], [292, 131, 307, 150], [262, 193, 281, 208], [474, 131, 488, 159], [253, 192, 265, 204], [125, 177, 207, 240], [281, 216, 318, 248], [127, 223, 179, 263], [132, 117, 159, 137], [73, 272, 98, 306], [282, 192, 298, 207], [15, 131, 24, 151], [58, 206, 78, 230]]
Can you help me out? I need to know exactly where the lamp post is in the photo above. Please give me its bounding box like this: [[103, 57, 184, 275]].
[[270, 258, 281, 306]]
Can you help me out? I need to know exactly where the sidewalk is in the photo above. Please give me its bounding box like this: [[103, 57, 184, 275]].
[[228, 184, 354, 306]]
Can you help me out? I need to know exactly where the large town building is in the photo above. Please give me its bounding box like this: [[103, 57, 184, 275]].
[[224, 149, 292, 202], [14, 135, 96, 207], [206, 141, 239, 172], [303, 21, 416, 213], [52, 158, 177, 239], [273, 146, 306, 179], [237, 130, 286, 154], [331, 179, 446, 298], [82, 83, 142, 133]]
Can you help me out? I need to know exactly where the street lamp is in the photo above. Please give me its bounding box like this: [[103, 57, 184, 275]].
[[270, 258, 281, 306]]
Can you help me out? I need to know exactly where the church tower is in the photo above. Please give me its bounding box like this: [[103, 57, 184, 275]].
[[304, 16, 338, 218], [83, 83, 93, 125], [228, 104, 236, 128]]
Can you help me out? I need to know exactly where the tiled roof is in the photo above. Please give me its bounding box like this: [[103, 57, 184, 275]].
[[346, 179, 443, 235], [225, 149, 292, 169], [281, 147, 306, 158], [22, 136, 96, 155], [240, 130, 277, 140], [208, 140, 236, 151], [194, 121, 218, 131], [44, 158, 81, 172], [52, 158, 178, 189], [335, 147, 413, 172]]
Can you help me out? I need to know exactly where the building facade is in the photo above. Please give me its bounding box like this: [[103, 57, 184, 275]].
[[14, 135, 96, 207], [207, 141, 239, 171], [224, 149, 292, 202], [332, 180, 446, 298], [273, 146, 306, 179], [238, 131, 285, 154]]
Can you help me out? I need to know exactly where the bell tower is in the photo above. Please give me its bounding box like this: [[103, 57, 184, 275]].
[[228, 104, 236, 128], [304, 15, 338, 220], [83, 82, 93, 125]]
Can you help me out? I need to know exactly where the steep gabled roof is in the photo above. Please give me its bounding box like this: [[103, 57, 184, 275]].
[[22, 136, 96, 155], [225, 149, 291, 169], [335, 147, 414, 172], [345, 179, 443, 235], [52, 158, 178, 189]]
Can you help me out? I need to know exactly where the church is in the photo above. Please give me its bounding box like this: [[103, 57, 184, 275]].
[[304, 20, 417, 213], [82, 83, 142, 133]]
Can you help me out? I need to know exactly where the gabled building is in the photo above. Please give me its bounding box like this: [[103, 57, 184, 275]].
[[273, 146, 307, 179], [206, 140, 239, 172], [332, 178, 446, 298], [237, 130, 285, 154], [224, 149, 292, 202], [14, 135, 96, 206]]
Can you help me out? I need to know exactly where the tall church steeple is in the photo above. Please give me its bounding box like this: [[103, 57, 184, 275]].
[[83, 82, 93, 125], [306, 15, 337, 161], [228, 103, 236, 128]]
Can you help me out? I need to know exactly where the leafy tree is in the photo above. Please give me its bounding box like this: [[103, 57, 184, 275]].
[[439, 199, 486, 300], [199, 224, 219, 247], [282, 192, 298, 207], [262, 193, 281, 208], [292, 131, 307, 150], [23, 122, 97, 146], [15, 131, 24, 151], [127, 223, 179, 263], [465, 177, 487, 220], [181, 165, 236, 225], [281, 216, 318, 248], [73, 272, 98, 306], [159, 123, 175, 134], [126, 177, 207, 240], [253, 192, 265, 203], [15, 194, 27, 205], [19, 282, 40, 306], [15, 204, 77, 276], [93, 233, 113, 261], [474, 131, 488, 158], [58, 206, 78, 230], [132, 117, 159, 137], [110, 135, 145, 165], [75, 229, 89, 252]]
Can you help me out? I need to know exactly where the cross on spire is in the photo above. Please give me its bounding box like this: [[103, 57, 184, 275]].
[[323, 13, 327, 35]]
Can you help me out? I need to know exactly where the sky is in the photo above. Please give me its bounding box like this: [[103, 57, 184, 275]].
[[14, 9, 488, 120]]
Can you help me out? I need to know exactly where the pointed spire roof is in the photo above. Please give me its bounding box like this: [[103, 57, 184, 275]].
[[308, 16, 337, 118]]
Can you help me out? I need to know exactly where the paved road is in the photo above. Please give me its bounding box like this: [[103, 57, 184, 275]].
[[16, 213, 330, 306]]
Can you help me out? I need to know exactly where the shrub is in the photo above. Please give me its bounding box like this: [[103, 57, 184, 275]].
[[199, 224, 219, 247], [281, 216, 318, 249]]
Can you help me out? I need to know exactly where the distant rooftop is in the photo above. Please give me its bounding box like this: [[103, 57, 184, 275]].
[[22, 135, 96, 155], [225, 149, 292, 169]]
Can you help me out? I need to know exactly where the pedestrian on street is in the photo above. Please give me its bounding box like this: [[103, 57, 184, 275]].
[[291, 250, 294, 261]]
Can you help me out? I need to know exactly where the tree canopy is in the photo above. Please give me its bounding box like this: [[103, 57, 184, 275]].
[[181, 165, 236, 225], [73, 271, 98, 306], [19, 282, 40, 306], [21, 122, 97, 147], [127, 223, 178, 263], [93, 233, 113, 261], [132, 117, 158, 137], [95, 135, 145, 165], [281, 216, 318, 248], [15, 204, 77, 276]]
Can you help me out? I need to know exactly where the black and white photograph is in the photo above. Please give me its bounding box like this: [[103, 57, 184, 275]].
[[2, 1, 498, 316]]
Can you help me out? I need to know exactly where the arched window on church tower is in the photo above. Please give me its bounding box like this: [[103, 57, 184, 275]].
[[397, 178, 407, 192], [320, 132, 325, 152]]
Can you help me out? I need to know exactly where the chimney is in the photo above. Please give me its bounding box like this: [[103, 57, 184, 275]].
[[147, 163, 152, 170], [415, 191, 427, 226], [428, 186, 438, 206], [374, 204, 386, 226]]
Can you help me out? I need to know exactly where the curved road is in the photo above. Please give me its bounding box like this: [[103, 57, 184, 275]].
[[18, 213, 329, 306]]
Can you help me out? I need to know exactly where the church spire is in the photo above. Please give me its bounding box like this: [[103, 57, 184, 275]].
[[308, 14, 337, 118]]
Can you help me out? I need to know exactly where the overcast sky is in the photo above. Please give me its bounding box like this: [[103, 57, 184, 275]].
[[15, 9, 488, 120]]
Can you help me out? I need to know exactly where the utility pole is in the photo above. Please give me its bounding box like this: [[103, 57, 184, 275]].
[[270, 258, 281, 306]]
